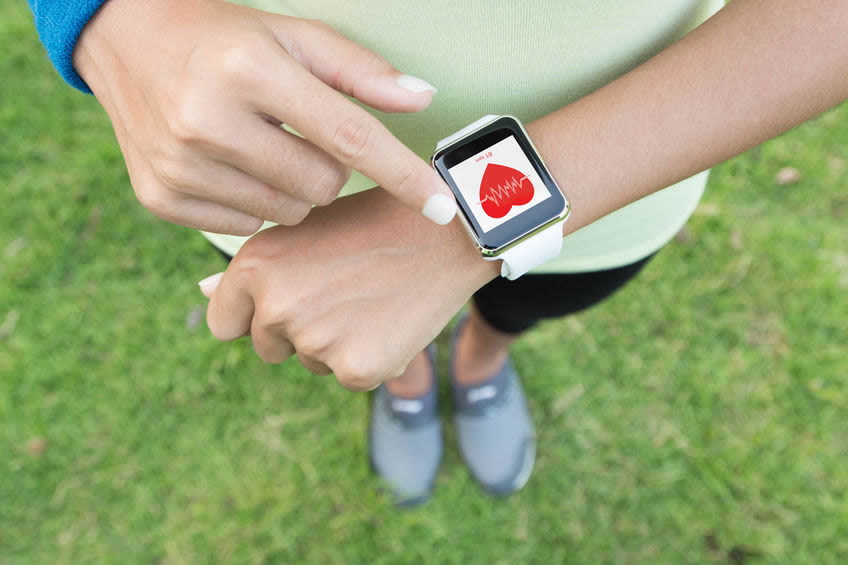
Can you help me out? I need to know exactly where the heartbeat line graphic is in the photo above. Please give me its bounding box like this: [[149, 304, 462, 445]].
[[476, 175, 531, 207], [476, 163, 535, 218]]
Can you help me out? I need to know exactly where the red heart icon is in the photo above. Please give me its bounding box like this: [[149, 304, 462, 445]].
[[479, 163, 535, 218]]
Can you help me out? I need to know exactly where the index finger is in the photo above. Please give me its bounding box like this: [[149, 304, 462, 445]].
[[259, 61, 458, 225]]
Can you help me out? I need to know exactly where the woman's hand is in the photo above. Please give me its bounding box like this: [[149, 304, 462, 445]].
[[73, 0, 456, 235], [200, 188, 499, 391]]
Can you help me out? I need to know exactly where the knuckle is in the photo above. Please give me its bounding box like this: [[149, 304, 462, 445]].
[[276, 22, 304, 65], [169, 53, 249, 147], [134, 183, 175, 218], [330, 117, 373, 164], [334, 371, 380, 393], [150, 157, 192, 190], [391, 164, 422, 199], [358, 47, 389, 74], [207, 316, 239, 342], [255, 343, 286, 364], [255, 350, 275, 363], [217, 43, 264, 86], [257, 300, 294, 330], [293, 330, 329, 360], [334, 352, 383, 392], [170, 102, 208, 146], [229, 250, 267, 283]]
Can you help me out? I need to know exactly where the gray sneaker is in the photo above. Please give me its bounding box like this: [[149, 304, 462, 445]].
[[451, 318, 536, 496], [368, 346, 442, 506]]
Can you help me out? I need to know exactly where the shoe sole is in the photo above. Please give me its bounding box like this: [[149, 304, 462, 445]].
[[367, 442, 438, 508], [474, 437, 535, 497]]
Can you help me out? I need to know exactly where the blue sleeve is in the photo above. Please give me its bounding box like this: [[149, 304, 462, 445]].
[[27, 0, 110, 93]]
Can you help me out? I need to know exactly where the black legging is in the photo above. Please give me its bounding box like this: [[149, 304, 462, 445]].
[[213, 245, 655, 336], [472, 253, 656, 334]]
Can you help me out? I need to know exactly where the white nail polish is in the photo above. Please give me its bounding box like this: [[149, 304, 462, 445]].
[[198, 272, 224, 295], [396, 74, 438, 94], [422, 193, 457, 225]]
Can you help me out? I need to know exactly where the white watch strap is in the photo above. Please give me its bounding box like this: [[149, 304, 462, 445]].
[[485, 221, 565, 280], [435, 115, 499, 150]]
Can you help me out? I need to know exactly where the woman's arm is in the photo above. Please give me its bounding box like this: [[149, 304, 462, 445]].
[[204, 0, 848, 390], [34, 0, 456, 235], [527, 0, 848, 237]]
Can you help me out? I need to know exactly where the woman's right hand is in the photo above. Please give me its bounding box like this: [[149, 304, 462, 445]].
[[73, 0, 456, 235]]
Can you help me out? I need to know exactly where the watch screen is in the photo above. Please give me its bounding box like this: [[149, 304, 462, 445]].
[[432, 116, 567, 252], [447, 136, 552, 233]]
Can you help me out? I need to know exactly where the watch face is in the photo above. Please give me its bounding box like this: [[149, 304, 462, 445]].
[[432, 116, 567, 252]]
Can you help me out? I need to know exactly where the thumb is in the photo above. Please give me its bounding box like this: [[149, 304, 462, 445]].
[[198, 272, 224, 298], [269, 16, 438, 113]]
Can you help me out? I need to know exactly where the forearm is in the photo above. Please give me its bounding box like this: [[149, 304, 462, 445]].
[[525, 0, 848, 237]]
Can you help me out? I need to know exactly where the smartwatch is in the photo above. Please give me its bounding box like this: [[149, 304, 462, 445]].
[[431, 115, 570, 280]]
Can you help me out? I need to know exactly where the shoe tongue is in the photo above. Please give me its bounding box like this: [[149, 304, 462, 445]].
[[453, 362, 510, 416], [390, 397, 425, 414], [385, 381, 438, 428]]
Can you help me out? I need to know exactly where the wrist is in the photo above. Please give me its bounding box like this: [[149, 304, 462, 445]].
[[440, 209, 502, 287], [72, 0, 128, 93], [365, 188, 500, 289], [522, 118, 586, 240], [432, 116, 570, 279], [72, 0, 173, 94]]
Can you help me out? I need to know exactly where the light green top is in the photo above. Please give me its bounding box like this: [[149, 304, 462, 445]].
[[204, 0, 724, 272]]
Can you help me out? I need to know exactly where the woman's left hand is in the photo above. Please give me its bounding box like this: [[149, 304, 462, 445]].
[[202, 187, 498, 391]]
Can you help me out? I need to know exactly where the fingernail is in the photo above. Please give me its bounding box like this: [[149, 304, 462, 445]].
[[422, 193, 457, 225], [396, 74, 438, 94], [198, 272, 224, 297]]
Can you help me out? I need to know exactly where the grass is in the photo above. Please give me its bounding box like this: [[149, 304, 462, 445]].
[[2, 1, 847, 563]]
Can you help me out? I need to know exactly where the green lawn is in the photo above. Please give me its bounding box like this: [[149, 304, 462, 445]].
[[2, 2, 847, 564]]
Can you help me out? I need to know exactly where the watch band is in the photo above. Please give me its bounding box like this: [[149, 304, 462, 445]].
[[435, 115, 499, 151], [486, 220, 565, 280], [436, 115, 565, 280]]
